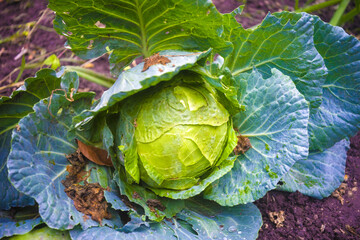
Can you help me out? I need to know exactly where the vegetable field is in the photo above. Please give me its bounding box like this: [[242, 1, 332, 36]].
[[1, 0, 360, 239]]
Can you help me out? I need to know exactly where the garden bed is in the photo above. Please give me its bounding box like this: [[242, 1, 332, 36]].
[[1, 0, 359, 239]]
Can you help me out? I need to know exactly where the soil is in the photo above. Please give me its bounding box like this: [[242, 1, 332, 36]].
[[62, 151, 111, 224], [1, 0, 359, 239]]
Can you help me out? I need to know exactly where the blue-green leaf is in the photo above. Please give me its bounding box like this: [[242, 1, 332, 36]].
[[69, 224, 177, 240], [204, 68, 309, 205], [73, 49, 211, 129], [114, 170, 185, 222], [0, 132, 34, 210], [69, 199, 262, 240], [48, 0, 231, 73], [0, 69, 79, 210], [6, 93, 127, 230], [278, 139, 349, 199], [224, 12, 327, 109], [176, 199, 262, 240], [308, 17, 360, 151], [0, 215, 42, 239]]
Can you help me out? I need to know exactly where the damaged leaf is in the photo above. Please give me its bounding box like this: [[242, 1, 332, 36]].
[[62, 151, 112, 224], [142, 53, 171, 72], [146, 199, 166, 212]]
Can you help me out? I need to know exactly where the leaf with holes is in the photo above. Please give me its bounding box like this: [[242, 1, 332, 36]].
[[203, 68, 309, 206], [6, 92, 127, 230], [0, 68, 79, 210]]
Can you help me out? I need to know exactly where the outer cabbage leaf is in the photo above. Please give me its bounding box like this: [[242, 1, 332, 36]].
[[73, 49, 211, 130], [69, 224, 177, 240], [114, 170, 185, 222], [8, 226, 71, 240], [69, 198, 261, 240], [176, 198, 262, 240], [0, 69, 79, 210], [203, 68, 309, 205], [148, 156, 236, 199], [223, 12, 327, 109], [0, 215, 42, 239], [308, 17, 360, 151], [7, 93, 123, 230], [278, 139, 349, 199], [48, 0, 231, 73]]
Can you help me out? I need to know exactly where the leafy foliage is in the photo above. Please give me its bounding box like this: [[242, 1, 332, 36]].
[[279, 139, 349, 199], [203, 69, 309, 205], [309, 17, 360, 151], [0, 215, 42, 239], [2, 1, 360, 239], [0, 69, 78, 210], [6, 91, 126, 230], [49, 0, 231, 73]]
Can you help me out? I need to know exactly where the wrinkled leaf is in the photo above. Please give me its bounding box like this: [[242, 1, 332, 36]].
[[114, 170, 185, 222], [69, 198, 262, 240], [204, 69, 309, 205], [0, 216, 42, 239], [176, 198, 262, 240], [308, 17, 360, 151], [149, 156, 236, 200], [278, 139, 349, 199], [224, 12, 327, 109], [70, 223, 177, 240], [0, 69, 79, 210], [6, 92, 128, 230], [49, 0, 231, 73], [73, 49, 211, 129]]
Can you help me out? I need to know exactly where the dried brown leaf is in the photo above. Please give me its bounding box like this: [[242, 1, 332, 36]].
[[77, 139, 113, 166], [142, 53, 171, 72]]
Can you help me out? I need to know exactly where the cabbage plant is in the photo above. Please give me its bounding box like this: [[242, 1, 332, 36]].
[[1, 1, 360, 239]]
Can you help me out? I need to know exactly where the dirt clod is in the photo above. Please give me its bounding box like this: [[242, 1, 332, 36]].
[[332, 183, 347, 205], [132, 192, 142, 200], [120, 195, 136, 209], [234, 134, 252, 155], [62, 150, 111, 224], [146, 199, 166, 212], [268, 211, 285, 228], [142, 53, 171, 72]]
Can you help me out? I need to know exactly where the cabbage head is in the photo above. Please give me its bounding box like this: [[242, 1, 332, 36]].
[[114, 71, 238, 192]]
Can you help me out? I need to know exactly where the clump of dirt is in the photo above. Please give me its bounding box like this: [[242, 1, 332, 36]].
[[62, 151, 111, 224], [268, 211, 285, 228], [142, 53, 171, 72], [120, 195, 136, 210], [146, 199, 166, 212], [234, 134, 252, 155]]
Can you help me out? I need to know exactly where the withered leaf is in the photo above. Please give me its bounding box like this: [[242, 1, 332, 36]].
[[77, 139, 113, 166], [142, 53, 171, 72]]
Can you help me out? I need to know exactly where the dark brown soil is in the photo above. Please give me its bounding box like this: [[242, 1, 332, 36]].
[[255, 132, 360, 240], [1, 0, 359, 239]]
